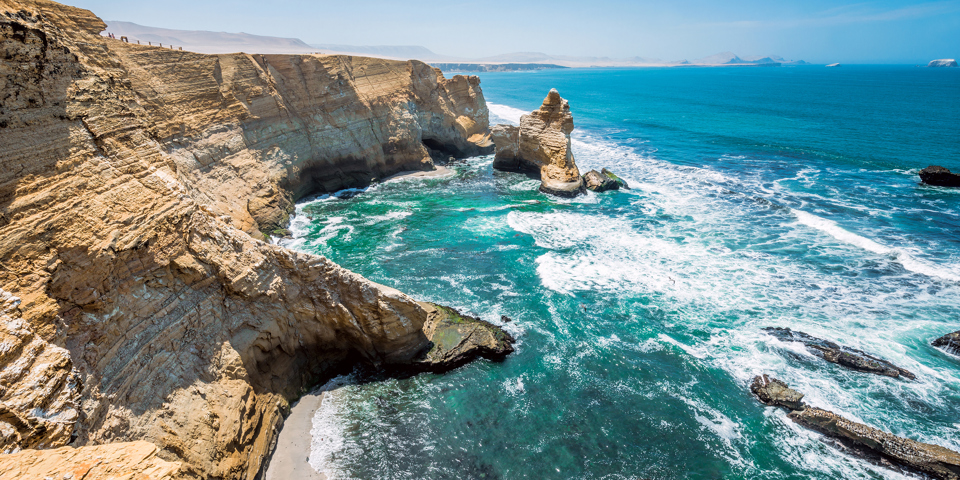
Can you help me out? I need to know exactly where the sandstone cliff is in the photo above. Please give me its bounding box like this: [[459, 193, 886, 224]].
[[0, 0, 493, 477], [492, 89, 585, 197]]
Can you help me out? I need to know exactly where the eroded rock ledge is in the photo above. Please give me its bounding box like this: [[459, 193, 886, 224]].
[[0, 0, 497, 477]]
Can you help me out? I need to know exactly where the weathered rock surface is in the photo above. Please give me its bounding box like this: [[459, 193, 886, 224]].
[[750, 374, 805, 410], [0, 0, 493, 477], [928, 59, 958, 67], [920, 166, 960, 187], [933, 330, 960, 356], [763, 327, 915, 379], [789, 408, 960, 480], [583, 170, 619, 192], [751, 376, 960, 480], [601, 168, 630, 189], [408, 303, 515, 372], [490, 123, 522, 170], [0, 440, 180, 479], [492, 89, 585, 197]]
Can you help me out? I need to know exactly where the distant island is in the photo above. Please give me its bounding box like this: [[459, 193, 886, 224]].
[[928, 59, 958, 67]]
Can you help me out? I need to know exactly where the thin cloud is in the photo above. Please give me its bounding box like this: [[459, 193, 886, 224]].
[[688, 0, 960, 29]]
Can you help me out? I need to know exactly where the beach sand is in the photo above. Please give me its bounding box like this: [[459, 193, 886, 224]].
[[265, 392, 326, 480], [383, 165, 454, 182]]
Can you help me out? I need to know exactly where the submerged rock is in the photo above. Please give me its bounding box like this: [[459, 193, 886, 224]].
[[584, 170, 619, 192], [406, 303, 515, 372], [492, 89, 586, 197], [789, 407, 960, 480], [927, 59, 958, 67], [763, 327, 916, 379], [750, 374, 805, 410], [601, 168, 630, 189], [919, 166, 960, 187], [932, 330, 960, 356]]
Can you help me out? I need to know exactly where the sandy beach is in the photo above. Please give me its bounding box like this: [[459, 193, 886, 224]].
[[383, 165, 454, 182], [264, 392, 326, 480]]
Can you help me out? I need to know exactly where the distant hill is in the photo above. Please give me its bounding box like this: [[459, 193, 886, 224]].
[[104, 21, 317, 54], [432, 63, 569, 72], [309, 44, 457, 61]]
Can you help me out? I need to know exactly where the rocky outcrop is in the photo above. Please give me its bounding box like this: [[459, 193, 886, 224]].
[[0, 441, 180, 479], [583, 170, 618, 192], [928, 59, 958, 67], [751, 375, 960, 480], [601, 168, 630, 189], [750, 374, 804, 410], [492, 89, 585, 197], [790, 408, 960, 480], [407, 303, 515, 372], [933, 330, 960, 356], [0, 0, 496, 477], [920, 166, 960, 187], [763, 327, 915, 379]]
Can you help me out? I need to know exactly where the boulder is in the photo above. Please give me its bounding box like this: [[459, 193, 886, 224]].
[[601, 168, 630, 189], [928, 59, 958, 67], [750, 375, 805, 410], [406, 303, 515, 372], [919, 166, 960, 187], [789, 407, 960, 480], [492, 89, 585, 197], [584, 170, 619, 192], [932, 330, 960, 356], [763, 327, 915, 379]]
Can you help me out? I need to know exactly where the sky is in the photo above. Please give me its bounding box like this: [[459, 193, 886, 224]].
[[73, 0, 960, 63]]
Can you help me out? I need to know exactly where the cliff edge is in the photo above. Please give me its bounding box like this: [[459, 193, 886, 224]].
[[0, 0, 493, 477]]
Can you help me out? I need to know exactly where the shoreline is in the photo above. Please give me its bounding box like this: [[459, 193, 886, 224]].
[[383, 165, 454, 182], [265, 392, 327, 480]]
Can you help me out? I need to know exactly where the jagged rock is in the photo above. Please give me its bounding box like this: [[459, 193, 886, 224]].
[[763, 327, 915, 379], [601, 168, 630, 189], [928, 59, 958, 67], [789, 407, 960, 480], [933, 330, 960, 356], [408, 303, 515, 372], [492, 89, 585, 197], [920, 166, 960, 187], [0, 441, 179, 479], [750, 375, 805, 410], [584, 170, 619, 192], [0, 0, 493, 476]]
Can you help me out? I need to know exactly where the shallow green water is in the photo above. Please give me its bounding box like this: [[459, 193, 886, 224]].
[[284, 66, 960, 479]]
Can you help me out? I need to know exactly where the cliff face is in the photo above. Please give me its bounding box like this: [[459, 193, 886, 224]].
[[0, 0, 491, 477]]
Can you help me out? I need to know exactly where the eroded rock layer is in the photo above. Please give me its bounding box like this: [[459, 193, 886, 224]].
[[0, 0, 492, 477]]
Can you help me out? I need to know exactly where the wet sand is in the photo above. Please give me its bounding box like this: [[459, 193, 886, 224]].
[[265, 392, 325, 480]]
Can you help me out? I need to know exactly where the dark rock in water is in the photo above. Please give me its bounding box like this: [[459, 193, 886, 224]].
[[406, 303, 515, 372], [601, 168, 630, 189], [750, 374, 805, 410], [919, 166, 960, 187], [763, 327, 916, 380], [933, 330, 960, 356], [583, 170, 619, 192], [500, 315, 512, 323], [789, 407, 960, 480]]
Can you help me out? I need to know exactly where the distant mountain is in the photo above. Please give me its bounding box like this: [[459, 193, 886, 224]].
[[309, 44, 457, 61], [432, 63, 569, 73], [104, 21, 316, 54]]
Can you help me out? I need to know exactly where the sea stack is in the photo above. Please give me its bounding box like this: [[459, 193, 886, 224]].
[[492, 89, 585, 197], [919, 166, 960, 187], [927, 59, 958, 67]]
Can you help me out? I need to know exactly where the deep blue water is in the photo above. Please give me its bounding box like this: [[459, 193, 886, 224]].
[[285, 65, 960, 479]]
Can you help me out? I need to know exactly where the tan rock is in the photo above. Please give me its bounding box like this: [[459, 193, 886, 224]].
[[492, 89, 585, 196], [0, 0, 493, 477], [0, 440, 180, 479]]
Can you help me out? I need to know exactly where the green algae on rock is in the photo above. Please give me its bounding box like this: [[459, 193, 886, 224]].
[[408, 303, 515, 372]]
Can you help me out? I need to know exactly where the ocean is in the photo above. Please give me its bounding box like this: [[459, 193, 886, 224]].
[[280, 65, 960, 479]]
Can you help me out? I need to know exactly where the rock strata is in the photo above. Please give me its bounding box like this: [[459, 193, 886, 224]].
[[750, 374, 804, 410], [492, 89, 585, 197], [584, 170, 619, 192], [763, 327, 915, 379], [928, 59, 958, 67], [0, 0, 494, 477], [933, 330, 960, 356], [408, 303, 515, 372], [919, 166, 960, 187]]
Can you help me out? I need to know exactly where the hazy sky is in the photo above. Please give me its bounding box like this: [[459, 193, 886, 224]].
[[75, 0, 960, 63]]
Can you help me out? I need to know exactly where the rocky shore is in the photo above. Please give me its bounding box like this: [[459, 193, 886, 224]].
[[0, 0, 506, 478]]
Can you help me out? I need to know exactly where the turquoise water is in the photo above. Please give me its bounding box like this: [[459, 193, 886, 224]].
[[284, 66, 960, 479]]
